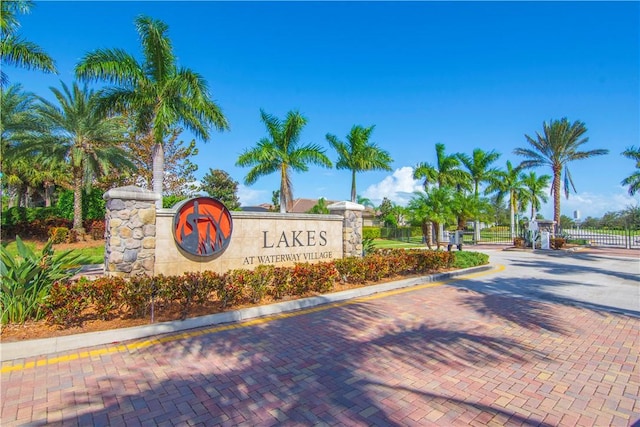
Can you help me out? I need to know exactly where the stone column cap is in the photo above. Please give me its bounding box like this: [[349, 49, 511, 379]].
[[104, 186, 161, 202], [327, 201, 365, 212]]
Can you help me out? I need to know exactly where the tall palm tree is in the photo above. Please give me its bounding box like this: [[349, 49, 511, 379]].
[[413, 143, 469, 190], [487, 161, 525, 238], [514, 118, 608, 230], [457, 148, 501, 240], [27, 82, 132, 231], [621, 146, 640, 196], [0, 0, 56, 86], [75, 15, 228, 207], [236, 110, 332, 213], [520, 171, 551, 220], [326, 125, 392, 203]]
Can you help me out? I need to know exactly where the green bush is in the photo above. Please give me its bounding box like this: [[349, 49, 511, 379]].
[[247, 265, 274, 303], [48, 227, 69, 244], [0, 236, 87, 324], [56, 188, 106, 221], [46, 280, 91, 327], [163, 194, 189, 209], [452, 251, 489, 269], [219, 270, 249, 308], [1, 206, 60, 226], [362, 226, 381, 239]]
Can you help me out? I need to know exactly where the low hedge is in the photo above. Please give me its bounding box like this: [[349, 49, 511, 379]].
[[41, 249, 489, 327]]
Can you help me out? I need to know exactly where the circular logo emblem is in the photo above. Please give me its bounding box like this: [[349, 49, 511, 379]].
[[173, 197, 233, 257]]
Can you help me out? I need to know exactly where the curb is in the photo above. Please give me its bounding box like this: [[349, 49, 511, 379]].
[[1, 265, 494, 362]]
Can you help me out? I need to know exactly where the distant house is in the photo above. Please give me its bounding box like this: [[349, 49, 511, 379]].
[[241, 198, 379, 226]]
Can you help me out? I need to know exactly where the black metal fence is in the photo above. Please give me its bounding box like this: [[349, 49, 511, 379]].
[[558, 227, 640, 249], [379, 225, 640, 249]]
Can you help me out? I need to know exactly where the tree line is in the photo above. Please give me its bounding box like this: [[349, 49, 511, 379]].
[[2, 2, 638, 239]]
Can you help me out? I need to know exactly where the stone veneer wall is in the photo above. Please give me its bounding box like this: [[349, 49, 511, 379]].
[[328, 201, 364, 258], [103, 187, 364, 278], [103, 186, 160, 277]]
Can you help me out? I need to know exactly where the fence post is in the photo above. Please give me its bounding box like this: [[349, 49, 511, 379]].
[[626, 226, 631, 249]]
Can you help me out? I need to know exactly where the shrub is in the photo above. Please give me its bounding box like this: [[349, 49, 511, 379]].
[[452, 251, 489, 269], [56, 188, 106, 221], [85, 220, 106, 240], [411, 250, 454, 273], [335, 257, 368, 284], [550, 238, 566, 250], [0, 236, 87, 324], [246, 265, 274, 303], [1, 206, 60, 226], [362, 227, 381, 239], [271, 267, 293, 299], [46, 279, 91, 327], [121, 275, 156, 318], [87, 276, 126, 320], [219, 270, 249, 308], [48, 227, 70, 244], [290, 262, 339, 294]]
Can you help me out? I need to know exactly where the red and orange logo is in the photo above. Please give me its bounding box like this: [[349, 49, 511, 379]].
[[173, 197, 233, 257]]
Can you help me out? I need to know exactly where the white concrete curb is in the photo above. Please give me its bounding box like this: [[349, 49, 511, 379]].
[[1, 265, 493, 361]]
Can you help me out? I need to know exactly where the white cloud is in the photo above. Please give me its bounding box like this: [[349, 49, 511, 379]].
[[362, 167, 423, 206], [238, 185, 268, 206]]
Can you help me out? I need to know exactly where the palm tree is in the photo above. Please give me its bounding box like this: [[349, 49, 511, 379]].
[[0, 0, 56, 86], [326, 125, 392, 202], [236, 110, 332, 213], [520, 171, 551, 220], [356, 194, 375, 208], [413, 143, 469, 190], [75, 15, 228, 207], [26, 82, 132, 231], [0, 83, 43, 206], [407, 187, 453, 249], [514, 118, 609, 231], [487, 161, 525, 238], [621, 146, 640, 196], [457, 148, 501, 240]]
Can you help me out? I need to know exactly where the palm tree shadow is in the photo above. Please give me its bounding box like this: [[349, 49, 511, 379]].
[[31, 297, 553, 426], [510, 253, 640, 283], [451, 275, 640, 317], [457, 289, 568, 334]]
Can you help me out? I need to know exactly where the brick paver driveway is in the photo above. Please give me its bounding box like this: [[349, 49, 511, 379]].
[[2, 254, 639, 426]]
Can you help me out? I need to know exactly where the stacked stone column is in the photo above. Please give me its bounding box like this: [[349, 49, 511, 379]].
[[328, 201, 365, 258], [103, 186, 160, 277]]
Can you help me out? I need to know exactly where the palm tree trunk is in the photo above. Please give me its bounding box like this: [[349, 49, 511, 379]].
[[434, 222, 441, 249], [422, 220, 433, 250], [280, 165, 287, 213], [553, 165, 562, 235], [152, 143, 164, 209], [351, 170, 357, 203], [510, 192, 516, 239], [73, 173, 84, 231], [44, 183, 54, 207]]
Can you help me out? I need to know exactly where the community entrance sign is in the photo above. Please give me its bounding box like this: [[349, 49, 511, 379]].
[[173, 197, 233, 257]]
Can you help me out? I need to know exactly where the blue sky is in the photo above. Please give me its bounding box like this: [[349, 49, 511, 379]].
[[7, 1, 639, 219]]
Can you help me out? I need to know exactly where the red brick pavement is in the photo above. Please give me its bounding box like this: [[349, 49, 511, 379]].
[[2, 284, 639, 426]]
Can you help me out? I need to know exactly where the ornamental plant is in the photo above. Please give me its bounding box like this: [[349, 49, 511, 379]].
[[0, 236, 86, 324]]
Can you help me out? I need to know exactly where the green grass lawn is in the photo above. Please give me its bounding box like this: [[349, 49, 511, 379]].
[[2, 240, 104, 265], [372, 238, 425, 249]]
